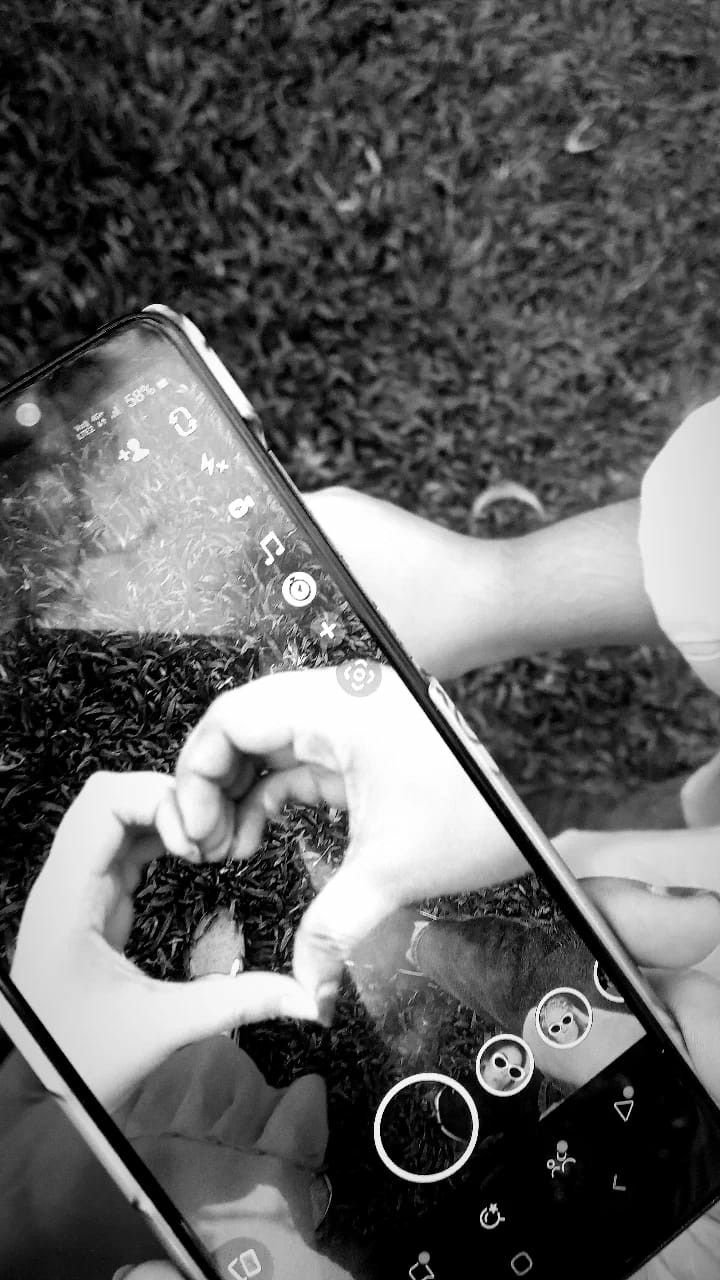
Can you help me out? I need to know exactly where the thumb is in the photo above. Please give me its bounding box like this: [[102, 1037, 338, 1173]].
[[292, 862, 396, 1022], [582, 877, 720, 1102], [156, 970, 320, 1042], [581, 877, 720, 968]]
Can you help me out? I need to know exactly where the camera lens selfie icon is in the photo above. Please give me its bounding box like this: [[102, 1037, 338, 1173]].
[[535, 988, 593, 1049], [281, 571, 317, 608], [475, 1034, 534, 1098], [336, 657, 382, 698]]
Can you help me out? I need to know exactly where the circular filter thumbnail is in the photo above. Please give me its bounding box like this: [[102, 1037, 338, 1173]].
[[593, 960, 625, 1005], [475, 1034, 535, 1098], [535, 987, 593, 1049]]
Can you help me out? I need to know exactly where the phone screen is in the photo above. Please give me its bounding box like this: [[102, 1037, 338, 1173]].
[[1, 315, 720, 1280]]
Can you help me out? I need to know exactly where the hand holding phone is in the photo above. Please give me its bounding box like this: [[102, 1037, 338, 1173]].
[[11, 771, 318, 1111]]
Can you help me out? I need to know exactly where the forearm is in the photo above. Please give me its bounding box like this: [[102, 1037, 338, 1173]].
[[468, 498, 664, 668], [304, 487, 662, 679]]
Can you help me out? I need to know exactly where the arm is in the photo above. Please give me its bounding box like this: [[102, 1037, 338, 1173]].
[[304, 490, 662, 678], [639, 394, 720, 695], [499, 497, 663, 662]]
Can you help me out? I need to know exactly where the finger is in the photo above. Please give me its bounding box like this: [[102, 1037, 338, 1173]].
[[174, 759, 347, 864], [48, 772, 174, 880], [651, 968, 720, 1103], [177, 671, 326, 783], [155, 789, 203, 862], [172, 770, 236, 861], [585, 877, 720, 1102], [292, 861, 396, 1022], [114, 1264, 183, 1280], [174, 673, 325, 860], [231, 765, 347, 860], [581, 877, 720, 968], [156, 970, 320, 1040]]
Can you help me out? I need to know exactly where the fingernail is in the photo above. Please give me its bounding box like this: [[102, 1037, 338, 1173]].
[[315, 981, 339, 1028], [647, 883, 714, 898], [112, 1267, 134, 1280]]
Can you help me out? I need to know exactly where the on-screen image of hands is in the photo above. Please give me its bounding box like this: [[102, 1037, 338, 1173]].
[[161, 664, 522, 1019], [10, 771, 319, 1112]]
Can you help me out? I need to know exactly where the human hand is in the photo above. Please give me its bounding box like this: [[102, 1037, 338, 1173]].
[[303, 486, 509, 679], [113, 1265, 180, 1279], [163, 665, 521, 1016], [11, 771, 318, 1111]]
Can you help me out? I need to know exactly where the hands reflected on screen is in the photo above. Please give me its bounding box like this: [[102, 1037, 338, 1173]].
[[162, 664, 521, 1018], [10, 665, 720, 1280]]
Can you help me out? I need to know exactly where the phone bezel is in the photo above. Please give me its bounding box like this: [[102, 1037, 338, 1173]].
[[0, 307, 718, 1278], [0, 971, 219, 1279]]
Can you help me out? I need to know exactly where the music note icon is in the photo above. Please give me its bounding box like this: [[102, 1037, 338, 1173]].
[[260, 531, 285, 565]]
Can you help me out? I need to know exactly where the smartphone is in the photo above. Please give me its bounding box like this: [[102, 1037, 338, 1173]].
[[0, 306, 719, 1280]]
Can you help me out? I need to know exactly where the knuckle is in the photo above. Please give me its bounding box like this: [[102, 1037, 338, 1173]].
[[310, 483, 355, 504], [300, 908, 356, 961], [322, 484, 357, 503]]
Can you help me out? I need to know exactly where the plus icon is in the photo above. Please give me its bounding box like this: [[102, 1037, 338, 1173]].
[[310, 613, 346, 649]]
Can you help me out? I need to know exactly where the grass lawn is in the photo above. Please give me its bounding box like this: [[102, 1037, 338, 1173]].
[[2, 0, 720, 786], [2, 0, 720, 1261]]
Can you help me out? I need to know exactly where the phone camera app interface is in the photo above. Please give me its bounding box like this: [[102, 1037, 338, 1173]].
[[1, 318, 720, 1280]]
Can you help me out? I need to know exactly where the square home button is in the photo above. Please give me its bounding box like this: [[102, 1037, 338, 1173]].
[[510, 1253, 533, 1276]]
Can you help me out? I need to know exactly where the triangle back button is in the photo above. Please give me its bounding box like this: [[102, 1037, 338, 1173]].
[[614, 1099, 634, 1122]]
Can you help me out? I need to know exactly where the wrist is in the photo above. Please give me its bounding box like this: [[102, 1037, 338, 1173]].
[[437, 532, 521, 676], [440, 528, 576, 675]]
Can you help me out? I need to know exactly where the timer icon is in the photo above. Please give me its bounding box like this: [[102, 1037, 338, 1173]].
[[479, 1203, 505, 1230], [281, 571, 317, 608]]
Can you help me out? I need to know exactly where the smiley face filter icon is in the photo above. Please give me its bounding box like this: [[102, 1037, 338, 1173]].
[[475, 1034, 534, 1097], [535, 988, 593, 1049]]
